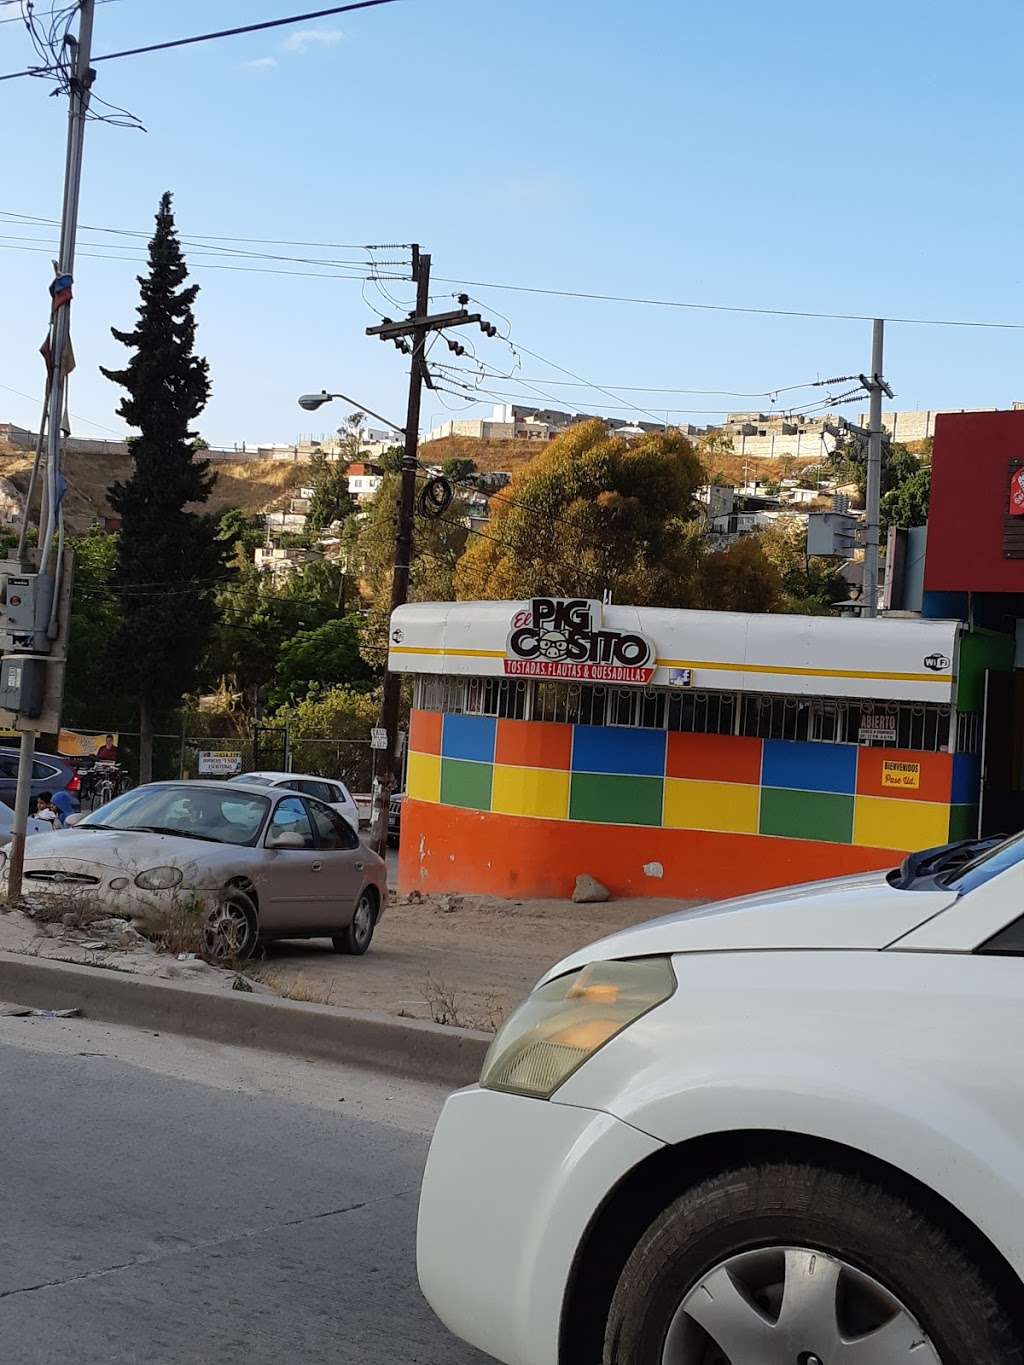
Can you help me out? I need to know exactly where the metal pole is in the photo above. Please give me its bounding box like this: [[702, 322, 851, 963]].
[[7, 731, 37, 901], [40, 0, 95, 576], [9, 1, 94, 898], [864, 318, 884, 618], [371, 251, 430, 854]]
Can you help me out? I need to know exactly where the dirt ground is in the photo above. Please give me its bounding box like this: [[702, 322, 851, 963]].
[[254, 891, 700, 1032]]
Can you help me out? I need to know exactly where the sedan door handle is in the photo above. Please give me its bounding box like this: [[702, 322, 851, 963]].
[[311, 861, 323, 872]]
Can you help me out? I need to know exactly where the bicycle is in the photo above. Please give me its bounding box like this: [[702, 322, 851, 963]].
[[83, 763, 131, 812]]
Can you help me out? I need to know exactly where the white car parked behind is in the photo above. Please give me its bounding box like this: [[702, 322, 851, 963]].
[[418, 838, 1024, 1365], [229, 771, 360, 832]]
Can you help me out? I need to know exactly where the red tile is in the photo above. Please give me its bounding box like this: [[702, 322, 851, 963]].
[[409, 709, 442, 757], [666, 732, 762, 785], [495, 719, 572, 771], [855, 747, 952, 804]]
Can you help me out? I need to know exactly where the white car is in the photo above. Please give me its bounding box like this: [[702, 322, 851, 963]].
[[7, 781, 387, 958], [229, 771, 360, 832], [418, 839, 1024, 1365]]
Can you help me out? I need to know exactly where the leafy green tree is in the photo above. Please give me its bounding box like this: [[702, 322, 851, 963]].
[[881, 463, 931, 531], [758, 518, 849, 614], [306, 450, 356, 534], [355, 469, 469, 671], [63, 533, 124, 727], [217, 508, 264, 564], [269, 615, 372, 708], [441, 456, 477, 485], [100, 191, 222, 781], [276, 685, 380, 787], [454, 420, 706, 604]]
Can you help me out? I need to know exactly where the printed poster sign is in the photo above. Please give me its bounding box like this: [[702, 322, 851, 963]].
[[859, 713, 896, 743], [1010, 467, 1024, 517], [505, 598, 656, 685], [370, 727, 388, 750], [58, 728, 120, 759], [882, 759, 920, 790], [198, 750, 242, 777]]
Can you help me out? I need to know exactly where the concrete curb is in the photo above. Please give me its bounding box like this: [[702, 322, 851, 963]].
[[0, 951, 491, 1089]]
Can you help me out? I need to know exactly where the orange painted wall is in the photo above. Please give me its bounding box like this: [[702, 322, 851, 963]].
[[399, 799, 901, 901]]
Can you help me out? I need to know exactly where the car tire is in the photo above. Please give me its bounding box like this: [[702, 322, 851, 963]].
[[204, 888, 258, 962], [603, 1161, 1023, 1365], [332, 890, 376, 956]]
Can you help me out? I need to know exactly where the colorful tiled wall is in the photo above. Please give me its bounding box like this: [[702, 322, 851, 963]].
[[406, 710, 980, 851]]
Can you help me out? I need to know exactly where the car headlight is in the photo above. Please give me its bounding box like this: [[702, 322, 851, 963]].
[[480, 956, 676, 1099], [134, 866, 183, 891]]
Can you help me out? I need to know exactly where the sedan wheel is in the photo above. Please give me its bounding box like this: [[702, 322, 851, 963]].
[[603, 1163, 1024, 1365], [332, 891, 375, 956], [204, 890, 257, 962], [664, 1246, 938, 1363]]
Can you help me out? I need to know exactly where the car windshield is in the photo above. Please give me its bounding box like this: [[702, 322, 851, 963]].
[[943, 828, 1024, 894], [79, 785, 270, 846]]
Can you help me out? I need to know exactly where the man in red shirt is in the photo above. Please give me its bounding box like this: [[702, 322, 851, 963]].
[[96, 734, 118, 762]]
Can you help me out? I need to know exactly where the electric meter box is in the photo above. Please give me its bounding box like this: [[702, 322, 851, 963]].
[[0, 655, 45, 718], [0, 571, 54, 653]]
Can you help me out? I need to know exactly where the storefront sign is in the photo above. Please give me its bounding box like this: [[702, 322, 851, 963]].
[[859, 713, 896, 743], [198, 750, 242, 776], [504, 598, 656, 684], [882, 759, 920, 790]]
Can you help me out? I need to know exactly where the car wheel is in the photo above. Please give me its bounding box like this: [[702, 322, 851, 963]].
[[603, 1161, 1022, 1365], [332, 890, 376, 956], [204, 889, 258, 962]]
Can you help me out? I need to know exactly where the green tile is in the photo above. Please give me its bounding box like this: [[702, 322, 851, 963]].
[[569, 773, 663, 826], [947, 804, 979, 842], [760, 787, 853, 844], [441, 758, 493, 811]]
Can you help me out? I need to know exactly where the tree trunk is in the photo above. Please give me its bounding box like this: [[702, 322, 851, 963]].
[[139, 694, 153, 786]]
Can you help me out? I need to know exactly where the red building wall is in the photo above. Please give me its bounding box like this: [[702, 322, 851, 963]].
[[925, 409, 1024, 593]]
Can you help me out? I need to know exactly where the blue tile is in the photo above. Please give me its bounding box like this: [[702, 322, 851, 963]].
[[571, 724, 666, 777], [952, 752, 981, 805], [441, 714, 496, 764], [762, 740, 857, 795]]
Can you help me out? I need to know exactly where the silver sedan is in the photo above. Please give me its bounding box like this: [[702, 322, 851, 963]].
[[8, 780, 387, 959]]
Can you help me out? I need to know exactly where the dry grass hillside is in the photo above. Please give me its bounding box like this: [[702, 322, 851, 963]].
[[0, 444, 312, 534], [422, 434, 553, 475]]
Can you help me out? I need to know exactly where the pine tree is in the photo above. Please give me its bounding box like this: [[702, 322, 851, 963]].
[[101, 191, 222, 782]]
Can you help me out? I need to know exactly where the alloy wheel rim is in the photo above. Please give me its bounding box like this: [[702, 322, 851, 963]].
[[205, 901, 250, 959], [662, 1245, 941, 1364], [352, 896, 372, 944]]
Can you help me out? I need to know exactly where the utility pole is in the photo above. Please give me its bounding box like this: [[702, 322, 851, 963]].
[[365, 251, 499, 853], [862, 319, 893, 618], [6, 0, 94, 900], [370, 249, 430, 853]]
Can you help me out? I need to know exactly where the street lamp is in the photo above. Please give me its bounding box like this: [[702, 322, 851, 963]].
[[297, 389, 405, 435]]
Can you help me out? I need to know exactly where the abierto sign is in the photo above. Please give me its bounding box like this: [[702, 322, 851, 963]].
[[504, 598, 656, 684]]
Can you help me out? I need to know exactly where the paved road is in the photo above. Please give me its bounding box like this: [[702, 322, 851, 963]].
[[0, 1020, 488, 1365]]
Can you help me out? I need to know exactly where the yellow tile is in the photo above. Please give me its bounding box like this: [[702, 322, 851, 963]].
[[406, 751, 441, 804], [491, 764, 570, 821], [663, 778, 759, 834], [854, 795, 949, 851]]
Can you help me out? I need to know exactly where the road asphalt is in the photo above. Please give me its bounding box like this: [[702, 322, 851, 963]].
[[0, 1014, 489, 1364]]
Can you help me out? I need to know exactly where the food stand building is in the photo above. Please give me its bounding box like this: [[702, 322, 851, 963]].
[[389, 599, 1004, 900]]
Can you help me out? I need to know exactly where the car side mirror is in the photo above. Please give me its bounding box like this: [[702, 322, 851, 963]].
[[267, 830, 307, 850], [64, 813, 83, 827]]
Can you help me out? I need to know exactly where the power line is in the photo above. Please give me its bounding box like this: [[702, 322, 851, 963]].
[[0, 211, 408, 253], [0, 240, 407, 281], [0, 0, 125, 28], [429, 363, 822, 399], [0, 0, 405, 80], [430, 275, 1024, 333]]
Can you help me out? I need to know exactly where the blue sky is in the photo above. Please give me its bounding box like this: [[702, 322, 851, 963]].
[[2, 0, 1023, 448]]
